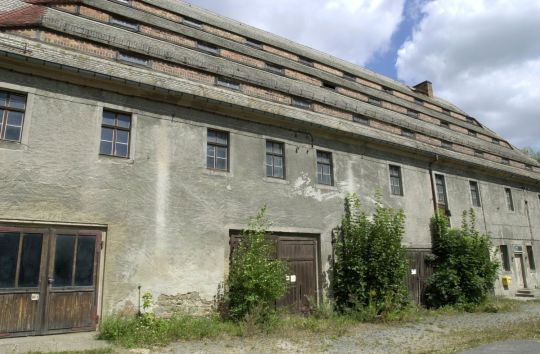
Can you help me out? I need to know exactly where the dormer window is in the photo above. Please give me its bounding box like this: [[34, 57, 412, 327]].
[[246, 38, 263, 49], [197, 41, 219, 55], [117, 53, 149, 66], [322, 82, 336, 90], [266, 63, 284, 75], [368, 97, 381, 107], [407, 110, 419, 118], [292, 97, 312, 110], [299, 56, 314, 67], [110, 17, 139, 31], [353, 114, 370, 125], [216, 77, 240, 91], [343, 72, 356, 81], [401, 128, 415, 138], [441, 140, 453, 150], [183, 17, 203, 29]]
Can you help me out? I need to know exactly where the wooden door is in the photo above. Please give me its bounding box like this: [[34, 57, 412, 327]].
[[0, 227, 101, 337], [276, 238, 318, 313], [0, 228, 47, 337], [514, 254, 527, 289], [43, 231, 101, 334], [405, 250, 433, 305]]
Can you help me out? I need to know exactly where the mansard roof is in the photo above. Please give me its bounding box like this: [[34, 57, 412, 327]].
[[1, 0, 538, 181]]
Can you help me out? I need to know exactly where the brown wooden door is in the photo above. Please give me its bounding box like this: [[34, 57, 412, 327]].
[[0, 227, 101, 337], [276, 238, 318, 313], [405, 250, 433, 305]]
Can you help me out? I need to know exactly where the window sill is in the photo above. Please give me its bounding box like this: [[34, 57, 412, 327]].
[[0, 140, 27, 151], [98, 154, 134, 164], [263, 177, 289, 185], [203, 168, 231, 177], [315, 183, 337, 191]]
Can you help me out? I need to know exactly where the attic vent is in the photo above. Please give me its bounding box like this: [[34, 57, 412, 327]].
[[322, 82, 336, 90], [492, 138, 500, 145], [110, 17, 139, 31], [184, 17, 203, 29], [343, 72, 356, 81], [440, 121, 450, 128], [368, 97, 381, 107], [468, 129, 477, 137], [413, 81, 433, 97], [406, 110, 419, 118], [382, 87, 393, 94], [414, 97, 424, 105], [117, 53, 148, 66], [216, 77, 240, 91], [474, 150, 484, 158], [441, 140, 453, 150], [442, 108, 451, 115], [401, 128, 415, 138]]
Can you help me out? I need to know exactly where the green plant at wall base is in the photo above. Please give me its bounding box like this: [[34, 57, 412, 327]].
[[425, 209, 499, 308], [333, 193, 409, 315], [223, 206, 289, 321], [142, 291, 153, 312]]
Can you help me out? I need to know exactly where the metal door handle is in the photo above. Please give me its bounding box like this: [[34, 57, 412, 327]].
[[48, 277, 54, 284]]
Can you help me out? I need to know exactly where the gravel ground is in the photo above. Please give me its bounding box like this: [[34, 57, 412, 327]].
[[149, 303, 540, 354]]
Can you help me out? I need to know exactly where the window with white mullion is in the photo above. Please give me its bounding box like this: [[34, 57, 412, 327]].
[[0, 90, 26, 142], [266, 141, 284, 178], [207, 129, 229, 171], [100, 110, 131, 158], [316, 150, 333, 186]]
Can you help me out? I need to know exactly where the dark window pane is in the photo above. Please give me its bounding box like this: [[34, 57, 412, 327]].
[[274, 166, 283, 178], [102, 111, 115, 126], [527, 246, 536, 270], [117, 114, 131, 129], [216, 132, 228, 145], [0, 233, 20, 288], [53, 235, 75, 287], [266, 164, 273, 177], [216, 158, 227, 170], [266, 141, 273, 153], [207, 130, 216, 143], [207, 145, 215, 158], [266, 154, 273, 166], [206, 156, 215, 169], [4, 125, 21, 141], [100, 141, 113, 155], [101, 127, 113, 142], [75, 236, 96, 286], [116, 130, 129, 144], [18, 234, 43, 287], [0, 109, 4, 127], [7, 111, 23, 126], [115, 143, 129, 157], [216, 146, 227, 159], [274, 156, 283, 168], [8, 94, 26, 110]]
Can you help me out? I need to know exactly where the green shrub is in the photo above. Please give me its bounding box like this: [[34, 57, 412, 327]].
[[425, 209, 499, 308], [333, 193, 409, 315], [223, 206, 289, 321]]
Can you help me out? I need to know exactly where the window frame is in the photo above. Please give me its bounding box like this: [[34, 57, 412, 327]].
[[504, 188, 515, 211], [99, 109, 132, 158], [292, 97, 312, 110], [469, 181, 481, 207], [316, 150, 333, 186], [216, 77, 240, 91], [0, 89, 27, 143], [353, 114, 370, 125], [265, 140, 285, 179], [206, 129, 229, 171], [500, 245, 511, 272], [389, 165, 403, 196], [434, 174, 448, 210]]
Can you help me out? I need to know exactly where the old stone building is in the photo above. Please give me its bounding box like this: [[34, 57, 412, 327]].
[[1, 0, 539, 336]]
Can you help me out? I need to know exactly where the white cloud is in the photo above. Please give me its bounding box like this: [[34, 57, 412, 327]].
[[185, 0, 405, 66], [396, 0, 540, 150]]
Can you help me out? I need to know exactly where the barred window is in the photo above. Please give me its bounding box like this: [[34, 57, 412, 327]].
[[0, 90, 26, 142], [316, 150, 333, 186], [207, 129, 228, 171], [100, 110, 131, 158], [266, 141, 284, 179], [389, 165, 403, 196]]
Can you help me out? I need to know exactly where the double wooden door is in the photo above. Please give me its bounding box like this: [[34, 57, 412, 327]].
[[0, 227, 101, 337]]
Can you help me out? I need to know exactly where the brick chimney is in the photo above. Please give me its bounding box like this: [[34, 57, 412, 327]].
[[413, 81, 433, 97]]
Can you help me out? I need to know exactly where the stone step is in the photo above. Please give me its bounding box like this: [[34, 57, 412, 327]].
[[515, 289, 538, 298]]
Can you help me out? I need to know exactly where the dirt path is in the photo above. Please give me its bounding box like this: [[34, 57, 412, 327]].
[[155, 303, 540, 354]]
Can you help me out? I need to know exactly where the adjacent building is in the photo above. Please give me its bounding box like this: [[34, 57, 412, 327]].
[[1, 0, 539, 336]]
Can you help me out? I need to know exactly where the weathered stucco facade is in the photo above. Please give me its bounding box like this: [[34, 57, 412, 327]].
[[1, 0, 540, 336]]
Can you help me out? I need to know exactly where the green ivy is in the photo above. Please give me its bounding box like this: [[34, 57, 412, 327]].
[[223, 206, 289, 321], [425, 209, 499, 308], [333, 193, 409, 314]]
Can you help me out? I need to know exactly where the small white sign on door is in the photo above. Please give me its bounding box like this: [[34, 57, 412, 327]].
[[31, 293, 39, 301], [290, 275, 296, 283], [411, 269, 417, 275]]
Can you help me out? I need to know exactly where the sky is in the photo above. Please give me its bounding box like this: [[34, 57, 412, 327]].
[[185, 0, 540, 151]]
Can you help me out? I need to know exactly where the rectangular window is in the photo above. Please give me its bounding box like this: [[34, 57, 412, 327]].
[[467, 117, 476, 125], [183, 17, 203, 29], [207, 129, 229, 171], [368, 97, 381, 107], [322, 82, 336, 90], [197, 41, 219, 55], [382, 86, 393, 94], [316, 150, 333, 186], [469, 181, 481, 207], [415, 97, 424, 105], [265, 141, 284, 179], [440, 121, 450, 128], [505, 188, 514, 211], [406, 110, 419, 118], [246, 38, 263, 49], [0, 232, 43, 288], [292, 97, 312, 110], [527, 245, 536, 270], [435, 174, 447, 209], [401, 128, 415, 138], [266, 63, 284, 75], [100, 110, 131, 158], [110, 17, 139, 31], [474, 150, 484, 158], [501, 158, 510, 165], [442, 108, 451, 115], [117, 53, 148, 66], [353, 114, 369, 125], [343, 72, 356, 81], [492, 138, 500, 145], [0, 90, 26, 142], [216, 77, 240, 90], [299, 56, 314, 67], [441, 140, 453, 150], [468, 129, 477, 137], [500, 245, 511, 271], [389, 165, 403, 196]]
